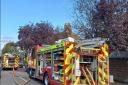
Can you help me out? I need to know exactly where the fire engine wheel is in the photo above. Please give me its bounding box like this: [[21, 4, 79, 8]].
[[29, 69, 33, 77], [14, 67, 18, 70], [44, 74, 50, 85]]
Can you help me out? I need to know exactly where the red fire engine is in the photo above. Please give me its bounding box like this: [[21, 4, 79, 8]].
[[28, 38, 109, 85], [28, 42, 80, 85]]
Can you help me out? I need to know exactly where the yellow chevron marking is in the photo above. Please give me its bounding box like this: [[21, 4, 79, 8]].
[[65, 64, 73, 74], [15, 62, 18, 64], [72, 64, 75, 69], [104, 63, 108, 68], [98, 57, 105, 62], [15, 63, 19, 65], [69, 73, 74, 80], [99, 76, 102, 81], [98, 64, 104, 83], [103, 65, 108, 81], [98, 63, 108, 85], [98, 58, 101, 62], [66, 44, 73, 54], [102, 47, 109, 57], [65, 54, 72, 64], [69, 64, 75, 80], [100, 80, 106, 85], [34, 59, 36, 66], [99, 67, 102, 73], [104, 72, 108, 79], [98, 53, 104, 56], [99, 77, 106, 84]]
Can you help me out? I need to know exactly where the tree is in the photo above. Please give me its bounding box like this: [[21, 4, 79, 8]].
[[73, 0, 98, 39], [92, 0, 128, 51], [109, 12, 128, 50], [18, 24, 34, 51], [32, 22, 55, 45], [2, 42, 18, 54], [18, 21, 78, 53], [18, 21, 55, 51], [73, 0, 128, 51]]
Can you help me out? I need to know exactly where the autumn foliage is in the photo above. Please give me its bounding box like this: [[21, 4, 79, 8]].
[[74, 0, 128, 51], [18, 22, 55, 50], [18, 22, 77, 51]]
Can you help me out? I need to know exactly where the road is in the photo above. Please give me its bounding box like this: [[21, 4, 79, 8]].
[[1, 70, 43, 85], [0, 69, 127, 85]]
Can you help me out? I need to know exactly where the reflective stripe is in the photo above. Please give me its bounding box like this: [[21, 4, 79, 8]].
[[66, 44, 73, 54], [102, 47, 109, 57], [65, 43, 75, 85], [104, 62, 107, 68], [104, 70, 108, 78], [99, 75, 106, 85], [69, 74, 74, 80], [103, 63, 109, 84], [64, 43, 80, 85], [34, 59, 36, 66], [99, 67, 102, 76], [65, 64, 73, 74], [65, 54, 73, 64], [15, 57, 19, 67], [98, 62, 109, 85], [98, 44, 109, 85], [98, 56, 105, 62]]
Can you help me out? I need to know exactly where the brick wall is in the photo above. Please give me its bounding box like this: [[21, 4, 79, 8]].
[[110, 58, 128, 83]]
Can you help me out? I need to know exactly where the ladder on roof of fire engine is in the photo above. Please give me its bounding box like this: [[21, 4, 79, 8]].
[[77, 38, 108, 54], [77, 38, 108, 48]]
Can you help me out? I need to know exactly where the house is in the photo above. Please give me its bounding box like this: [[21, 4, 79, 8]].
[[55, 23, 78, 41], [110, 51, 128, 83]]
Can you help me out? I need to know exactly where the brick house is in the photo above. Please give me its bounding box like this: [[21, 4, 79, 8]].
[[110, 51, 128, 83]]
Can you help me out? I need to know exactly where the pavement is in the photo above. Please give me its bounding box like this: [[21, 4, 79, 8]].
[[111, 82, 128, 85], [0, 68, 2, 78], [1, 70, 16, 85], [0, 70, 43, 85]]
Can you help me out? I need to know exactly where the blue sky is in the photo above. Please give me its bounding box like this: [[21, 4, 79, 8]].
[[1, 0, 73, 49]]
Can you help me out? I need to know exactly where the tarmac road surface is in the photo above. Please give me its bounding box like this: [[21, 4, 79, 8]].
[[0, 70, 43, 85], [0, 69, 127, 85]]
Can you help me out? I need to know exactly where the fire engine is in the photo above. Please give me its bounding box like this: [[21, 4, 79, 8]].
[[2, 53, 20, 69], [28, 38, 109, 85]]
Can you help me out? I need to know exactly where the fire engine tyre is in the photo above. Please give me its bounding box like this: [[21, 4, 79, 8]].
[[44, 74, 50, 85], [29, 69, 33, 78], [14, 68, 18, 70], [29, 69, 32, 77]]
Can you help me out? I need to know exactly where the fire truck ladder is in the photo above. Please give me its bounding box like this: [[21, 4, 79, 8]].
[[77, 38, 108, 48], [82, 67, 95, 85]]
